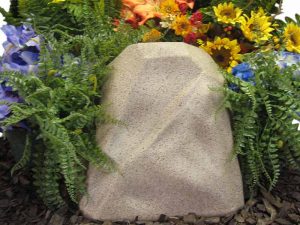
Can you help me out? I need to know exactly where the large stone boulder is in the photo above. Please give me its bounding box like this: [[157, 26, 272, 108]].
[[80, 42, 244, 221]]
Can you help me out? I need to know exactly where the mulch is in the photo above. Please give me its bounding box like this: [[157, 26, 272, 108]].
[[1, 139, 300, 225]]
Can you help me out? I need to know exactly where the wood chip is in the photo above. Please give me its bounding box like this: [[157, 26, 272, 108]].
[[203, 217, 220, 224], [183, 214, 196, 224], [234, 214, 245, 223], [287, 213, 300, 223], [0, 199, 9, 208], [262, 198, 277, 220], [275, 218, 293, 225], [48, 213, 65, 225], [245, 217, 256, 224], [260, 188, 283, 208]]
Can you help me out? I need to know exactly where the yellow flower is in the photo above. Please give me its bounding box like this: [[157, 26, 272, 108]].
[[48, 69, 58, 76], [201, 37, 241, 72], [160, 0, 180, 18], [240, 8, 274, 44], [171, 15, 192, 36], [142, 29, 162, 42], [198, 23, 211, 34], [283, 23, 300, 53], [50, 0, 66, 3], [272, 36, 281, 49], [213, 2, 242, 24]]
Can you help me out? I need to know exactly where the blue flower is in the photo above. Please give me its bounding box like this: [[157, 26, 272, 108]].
[[0, 105, 10, 120], [229, 62, 255, 91], [1, 25, 40, 74], [2, 24, 36, 48], [276, 51, 300, 68], [0, 24, 40, 132], [276, 51, 300, 76], [0, 83, 19, 121], [230, 51, 300, 91], [232, 63, 255, 82]]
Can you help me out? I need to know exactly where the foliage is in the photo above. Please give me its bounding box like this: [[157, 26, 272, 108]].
[[0, 0, 122, 35], [222, 51, 300, 193], [0, 1, 143, 208]]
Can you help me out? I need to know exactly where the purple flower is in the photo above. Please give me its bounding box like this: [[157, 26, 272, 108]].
[[2, 24, 35, 48], [0, 84, 19, 103], [1, 25, 40, 74], [0, 25, 40, 131], [0, 83, 20, 118], [0, 105, 10, 120]]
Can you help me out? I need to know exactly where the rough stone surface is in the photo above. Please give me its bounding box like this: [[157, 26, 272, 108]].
[[80, 42, 244, 221]]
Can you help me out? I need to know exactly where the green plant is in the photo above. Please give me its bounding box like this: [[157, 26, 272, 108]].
[[0, 4, 143, 208], [221, 51, 300, 194]]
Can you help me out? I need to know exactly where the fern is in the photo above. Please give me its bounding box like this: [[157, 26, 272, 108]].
[[0, 2, 143, 208], [11, 134, 32, 175], [222, 51, 300, 194]]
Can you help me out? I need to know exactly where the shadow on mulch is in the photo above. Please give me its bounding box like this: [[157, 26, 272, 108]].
[[1, 139, 300, 225]]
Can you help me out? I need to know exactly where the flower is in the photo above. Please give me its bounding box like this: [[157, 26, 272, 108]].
[[240, 8, 274, 44], [231, 51, 300, 88], [121, 8, 139, 28], [183, 32, 197, 44], [0, 105, 10, 120], [213, 2, 242, 24], [0, 25, 40, 131], [276, 51, 300, 76], [189, 11, 203, 26], [112, 18, 120, 31], [276, 51, 300, 68], [283, 23, 300, 53], [171, 15, 192, 36], [229, 63, 255, 91], [2, 24, 36, 48], [232, 63, 254, 82], [175, 0, 194, 9], [142, 29, 162, 42], [121, 0, 161, 26], [272, 36, 281, 49], [1, 25, 40, 74], [0, 83, 20, 120], [201, 37, 241, 72], [178, 3, 188, 14], [159, 0, 179, 18], [50, 0, 66, 3]]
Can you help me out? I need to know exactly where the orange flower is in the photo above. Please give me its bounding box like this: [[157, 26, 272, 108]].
[[121, 0, 161, 26], [121, 8, 138, 28], [175, 0, 194, 9], [122, 0, 145, 9]]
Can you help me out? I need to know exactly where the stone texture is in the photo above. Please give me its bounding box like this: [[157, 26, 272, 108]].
[[80, 42, 244, 221]]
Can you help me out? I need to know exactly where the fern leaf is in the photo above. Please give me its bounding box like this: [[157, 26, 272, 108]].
[[11, 134, 32, 175]]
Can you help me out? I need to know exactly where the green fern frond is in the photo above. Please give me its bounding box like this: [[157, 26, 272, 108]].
[[0, 0, 142, 208], [11, 134, 32, 175], [221, 51, 300, 194]]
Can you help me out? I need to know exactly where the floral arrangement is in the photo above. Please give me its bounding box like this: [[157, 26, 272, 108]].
[[120, 0, 300, 72], [0, 0, 300, 208]]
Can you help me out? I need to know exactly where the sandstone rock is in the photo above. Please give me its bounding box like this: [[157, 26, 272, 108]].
[[80, 42, 244, 220]]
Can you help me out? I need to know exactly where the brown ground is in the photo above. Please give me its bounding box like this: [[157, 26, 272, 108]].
[[1, 140, 300, 225]]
